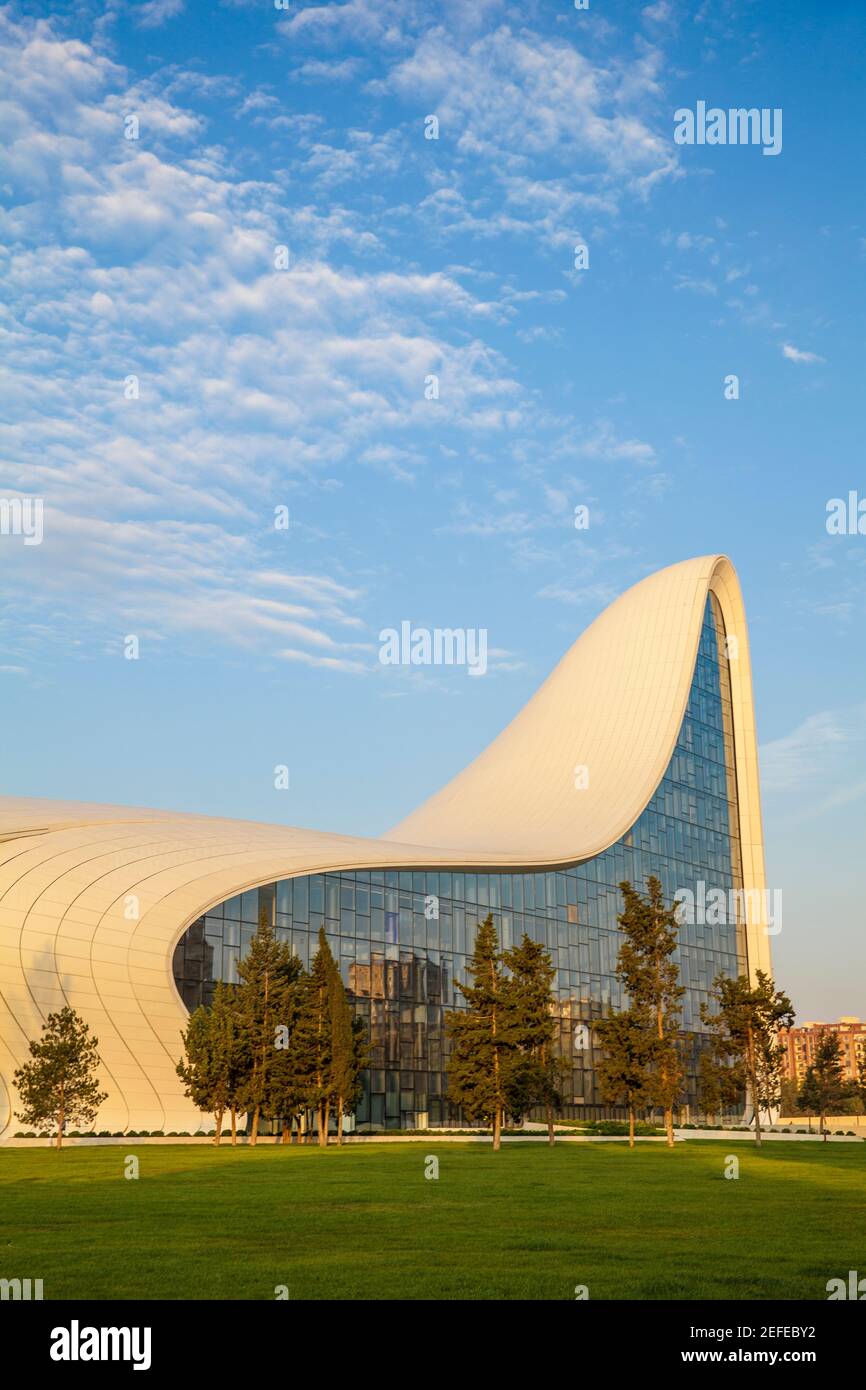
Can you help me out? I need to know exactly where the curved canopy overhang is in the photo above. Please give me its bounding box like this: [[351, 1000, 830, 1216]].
[[0, 554, 769, 1137]]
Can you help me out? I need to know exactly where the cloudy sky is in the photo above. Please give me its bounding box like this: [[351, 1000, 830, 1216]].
[[1, 0, 864, 1017]]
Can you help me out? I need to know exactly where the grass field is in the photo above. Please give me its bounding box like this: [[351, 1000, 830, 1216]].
[[2, 1140, 864, 1300]]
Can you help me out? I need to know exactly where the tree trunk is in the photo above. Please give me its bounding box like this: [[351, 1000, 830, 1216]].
[[317, 1102, 330, 1147], [656, 1002, 674, 1147], [746, 1027, 762, 1147], [546, 1102, 555, 1146], [629, 1105, 635, 1149], [56, 1098, 64, 1150], [281, 1118, 290, 1144], [230, 1106, 237, 1146], [490, 958, 502, 1153], [337, 1099, 344, 1146], [260, 967, 270, 1147], [214, 1105, 224, 1146], [250, 1104, 260, 1147]]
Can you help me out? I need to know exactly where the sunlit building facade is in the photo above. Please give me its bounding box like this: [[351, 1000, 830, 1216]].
[[780, 1018, 866, 1086], [0, 555, 771, 1138]]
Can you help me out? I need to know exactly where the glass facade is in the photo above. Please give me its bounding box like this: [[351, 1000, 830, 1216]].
[[173, 595, 748, 1128]]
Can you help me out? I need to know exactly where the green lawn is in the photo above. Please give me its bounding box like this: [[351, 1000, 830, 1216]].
[[1, 1140, 863, 1300]]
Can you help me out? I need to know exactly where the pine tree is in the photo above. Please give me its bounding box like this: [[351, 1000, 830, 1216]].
[[445, 914, 514, 1150], [176, 1005, 220, 1135], [798, 1031, 846, 1141], [236, 910, 300, 1145], [700, 969, 794, 1146], [501, 933, 562, 1144], [594, 1005, 654, 1147], [211, 981, 248, 1146], [615, 877, 685, 1147], [14, 1007, 107, 1148], [177, 982, 247, 1145]]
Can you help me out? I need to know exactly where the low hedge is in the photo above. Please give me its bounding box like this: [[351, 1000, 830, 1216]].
[[584, 1120, 662, 1136]]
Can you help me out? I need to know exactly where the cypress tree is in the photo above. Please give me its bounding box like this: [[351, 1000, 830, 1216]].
[[236, 909, 300, 1145], [329, 965, 368, 1144], [292, 928, 337, 1147], [616, 877, 684, 1147], [212, 981, 247, 1144], [445, 914, 514, 1150], [213, 981, 248, 1146], [266, 972, 306, 1144], [501, 933, 562, 1144], [14, 1007, 107, 1148]]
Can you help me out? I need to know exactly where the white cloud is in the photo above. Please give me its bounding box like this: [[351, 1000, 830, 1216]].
[[0, 13, 534, 672], [278, 647, 369, 673], [781, 343, 825, 364], [374, 24, 677, 195], [295, 57, 362, 82], [537, 581, 620, 607], [279, 0, 421, 47], [89, 290, 115, 317], [761, 705, 866, 792], [642, 1, 673, 22], [136, 0, 186, 29], [572, 421, 657, 466]]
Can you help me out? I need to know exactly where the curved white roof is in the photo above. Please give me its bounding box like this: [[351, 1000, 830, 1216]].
[[0, 554, 769, 1137]]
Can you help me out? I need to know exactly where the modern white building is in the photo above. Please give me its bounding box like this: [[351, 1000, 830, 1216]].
[[0, 554, 771, 1138]]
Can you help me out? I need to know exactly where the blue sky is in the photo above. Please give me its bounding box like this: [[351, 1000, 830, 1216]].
[[1, 0, 864, 1019]]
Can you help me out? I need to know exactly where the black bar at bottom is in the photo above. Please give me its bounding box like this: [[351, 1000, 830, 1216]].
[[4, 1297, 860, 1375]]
